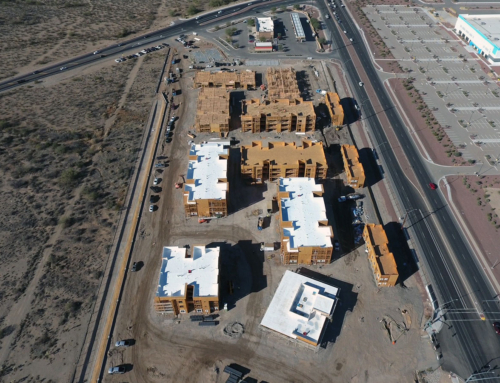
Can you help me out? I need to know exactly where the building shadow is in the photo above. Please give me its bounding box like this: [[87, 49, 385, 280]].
[[383, 221, 417, 285], [215, 240, 267, 311], [295, 268, 357, 348], [255, 72, 263, 88], [227, 147, 266, 215], [358, 147, 383, 188], [340, 97, 358, 125], [299, 16, 316, 41]]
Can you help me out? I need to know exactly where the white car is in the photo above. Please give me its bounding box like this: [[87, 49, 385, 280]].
[[247, 2, 252, 5], [350, 38, 353, 42], [153, 178, 160, 185], [93, 50, 100, 55], [343, 30, 347, 34], [60, 67, 67, 71], [359, 82, 364, 86], [149, 205, 154, 213]]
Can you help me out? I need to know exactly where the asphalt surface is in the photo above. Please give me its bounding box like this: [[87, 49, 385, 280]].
[[322, 0, 500, 377], [4, 0, 500, 379]]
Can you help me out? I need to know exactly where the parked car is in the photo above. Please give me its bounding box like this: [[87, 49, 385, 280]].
[[131, 262, 138, 272], [153, 177, 160, 185], [334, 239, 340, 251], [115, 340, 132, 347], [347, 194, 363, 200], [493, 322, 500, 335], [359, 82, 364, 86], [154, 163, 165, 168], [338, 196, 347, 203], [108, 366, 126, 374], [149, 205, 154, 213]]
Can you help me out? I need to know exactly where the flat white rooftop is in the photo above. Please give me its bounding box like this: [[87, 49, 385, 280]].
[[459, 15, 500, 43], [256, 17, 274, 33], [156, 246, 219, 298], [260, 270, 339, 345], [185, 141, 229, 201], [279, 177, 332, 251]]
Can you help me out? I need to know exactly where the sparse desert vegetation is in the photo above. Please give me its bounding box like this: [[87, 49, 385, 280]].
[[0, 52, 165, 381]]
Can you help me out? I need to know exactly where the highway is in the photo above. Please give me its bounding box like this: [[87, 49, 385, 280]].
[[0, 0, 275, 93], [321, 0, 500, 377], [3, 0, 500, 378]]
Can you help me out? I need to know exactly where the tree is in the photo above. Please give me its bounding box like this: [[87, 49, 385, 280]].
[[259, 36, 266, 42], [247, 18, 255, 27], [225, 28, 233, 37], [278, 44, 284, 51], [319, 37, 327, 45], [234, 43, 239, 49], [293, 4, 300, 10], [271, 6, 277, 13], [169, 10, 177, 17], [187, 5, 199, 16], [310, 17, 320, 30], [280, 5, 287, 12], [59, 168, 79, 188]]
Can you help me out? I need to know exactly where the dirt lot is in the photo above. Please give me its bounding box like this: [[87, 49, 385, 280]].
[[0, 0, 233, 81], [107, 53, 436, 382], [0, 51, 167, 381]]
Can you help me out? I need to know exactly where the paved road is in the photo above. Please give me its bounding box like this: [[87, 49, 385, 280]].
[[0, 0, 283, 93], [322, 0, 500, 378]]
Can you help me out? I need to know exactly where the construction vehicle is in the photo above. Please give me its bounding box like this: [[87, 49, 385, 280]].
[[258, 216, 264, 230], [175, 175, 185, 189]]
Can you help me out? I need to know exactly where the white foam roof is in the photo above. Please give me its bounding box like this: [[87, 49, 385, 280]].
[[460, 15, 500, 44], [260, 271, 339, 344], [279, 178, 332, 251], [257, 17, 274, 32], [156, 246, 219, 298], [185, 141, 229, 201]]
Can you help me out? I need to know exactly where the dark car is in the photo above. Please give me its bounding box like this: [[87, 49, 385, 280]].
[[334, 239, 340, 251], [429, 183, 437, 190], [131, 262, 138, 272], [150, 186, 162, 193], [494, 322, 500, 335]]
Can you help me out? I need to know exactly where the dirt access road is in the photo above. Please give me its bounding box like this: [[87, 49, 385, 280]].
[[105, 47, 435, 382]]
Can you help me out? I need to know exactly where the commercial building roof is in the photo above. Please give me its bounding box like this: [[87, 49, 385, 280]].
[[243, 98, 315, 118], [291, 13, 306, 40], [261, 270, 339, 345], [156, 246, 219, 298], [341, 145, 364, 179], [256, 17, 274, 33], [241, 140, 327, 167], [185, 142, 229, 201], [459, 15, 500, 46], [279, 177, 332, 250], [255, 42, 273, 49]]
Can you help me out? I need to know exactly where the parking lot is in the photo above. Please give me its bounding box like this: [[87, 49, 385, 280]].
[[207, 10, 322, 57], [365, 5, 500, 162]]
